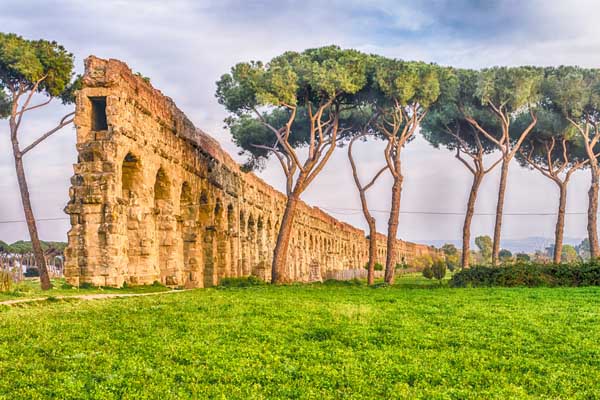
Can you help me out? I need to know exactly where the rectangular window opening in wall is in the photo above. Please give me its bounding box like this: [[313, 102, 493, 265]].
[[90, 96, 108, 131]]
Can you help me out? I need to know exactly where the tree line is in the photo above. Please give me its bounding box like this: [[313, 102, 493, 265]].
[[1, 32, 79, 290], [217, 46, 600, 284], [3, 34, 599, 288], [0, 240, 66, 279]]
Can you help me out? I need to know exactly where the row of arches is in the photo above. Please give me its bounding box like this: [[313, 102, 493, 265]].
[[114, 150, 412, 286], [118, 151, 287, 285]]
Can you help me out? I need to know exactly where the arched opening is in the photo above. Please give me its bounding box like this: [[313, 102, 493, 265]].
[[154, 168, 171, 205], [214, 198, 229, 280], [247, 214, 256, 275], [196, 190, 215, 288], [153, 167, 174, 284], [121, 152, 141, 200], [180, 182, 192, 206], [227, 204, 235, 233], [239, 211, 246, 276], [179, 182, 197, 286], [257, 217, 264, 263], [267, 219, 273, 246], [120, 152, 143, 283], [214, 199, 223, 220], [227, 204, 237, 277]]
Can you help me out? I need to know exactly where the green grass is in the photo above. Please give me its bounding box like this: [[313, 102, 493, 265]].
[[1, 276, 600, 399], [0, 278, 171, 302]]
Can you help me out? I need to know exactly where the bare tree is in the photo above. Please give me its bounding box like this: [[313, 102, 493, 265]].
[[1, 33, 78, 289], [347, 128, 388, 285]]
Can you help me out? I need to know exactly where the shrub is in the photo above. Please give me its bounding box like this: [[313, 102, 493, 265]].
[[450, 261, 600, 288], [364, 262, 383, 271], [218, 275, 265, 288], [372, 282, 390, 289], [414, 254, 434, 271], [24, 267, 40, 277], [60, 282, 74, 289], [445, 259, 457, 272], [422, 266, 434, 279], [323, 278, 363, 286], [431, 259, 447, 281], [79, 282, 95, 289]]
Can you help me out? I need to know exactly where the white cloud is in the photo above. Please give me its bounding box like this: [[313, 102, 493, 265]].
[[1, 0, 599, 245]]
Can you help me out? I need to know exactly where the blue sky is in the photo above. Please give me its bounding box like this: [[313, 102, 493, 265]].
[[2, 0, 600, 244]]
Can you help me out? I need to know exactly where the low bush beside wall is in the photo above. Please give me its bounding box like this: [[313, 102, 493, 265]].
[[450, 261, 600, 287]]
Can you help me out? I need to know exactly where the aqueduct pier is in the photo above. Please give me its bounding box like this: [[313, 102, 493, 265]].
[[64, 56, 437, 287]]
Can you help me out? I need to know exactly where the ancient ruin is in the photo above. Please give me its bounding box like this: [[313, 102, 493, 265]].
[[64, 56, 437, 287]]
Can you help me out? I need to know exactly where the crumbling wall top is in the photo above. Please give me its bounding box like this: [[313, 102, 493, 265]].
[[80, 55, 434, 254], [83, 56, 241, 171]]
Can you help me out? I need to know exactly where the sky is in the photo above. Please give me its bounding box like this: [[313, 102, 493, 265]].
[[2, 0, 600, 245]]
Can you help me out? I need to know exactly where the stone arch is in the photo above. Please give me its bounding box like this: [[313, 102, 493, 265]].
[[180, 181, 192, 208], [214, 198, 224, 225], [153, 167, 175, 285], [226, 203, 237, 277], [199, 191, 217, 288], [238, 211, 249, 275], [198, 189, 211, 226], [199, 190, 209, 205], [121, 152, 142, 200], [247, 214, 256, 273], [119, 152, 144, 284], [154, 167, 171, 204], [227, 204, 235, 233], [179, 181, 198, 286], [246, 214, 256, 241], [266, 219, 273, 243], [257, 216, 265, 264], [213, 197, 229, 280]]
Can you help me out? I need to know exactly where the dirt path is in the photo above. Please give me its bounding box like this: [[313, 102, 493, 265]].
[[0, 289, 189, 306]]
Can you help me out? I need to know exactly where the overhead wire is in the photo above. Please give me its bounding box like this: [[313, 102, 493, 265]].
[[0, 207, 596, 225]]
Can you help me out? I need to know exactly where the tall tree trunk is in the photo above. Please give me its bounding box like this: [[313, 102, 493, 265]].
[[367, 220, 377, 286], [271, 194, 299, 284], [385, 170, 403, 284], [492, 159, 510, 265], [356, 181, 377, 285], [553, 182, 567, 264], [348, 136, 386, 286], [462, 172, 484, 269], [10, 130, 51, 290], [588, 166, 600, 259]]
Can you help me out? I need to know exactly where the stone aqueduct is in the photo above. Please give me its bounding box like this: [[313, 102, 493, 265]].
[[64, 56, 437, 287]]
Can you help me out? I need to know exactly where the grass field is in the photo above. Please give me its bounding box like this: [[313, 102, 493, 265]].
[[1, 276, 600, 399], [0, 278, 171, 302]]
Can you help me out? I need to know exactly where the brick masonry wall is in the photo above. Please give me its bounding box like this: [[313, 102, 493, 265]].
[[64, 56, 438, 287]]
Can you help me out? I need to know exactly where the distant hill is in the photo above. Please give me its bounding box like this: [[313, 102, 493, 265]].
[[420, 237, 584, 254]]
